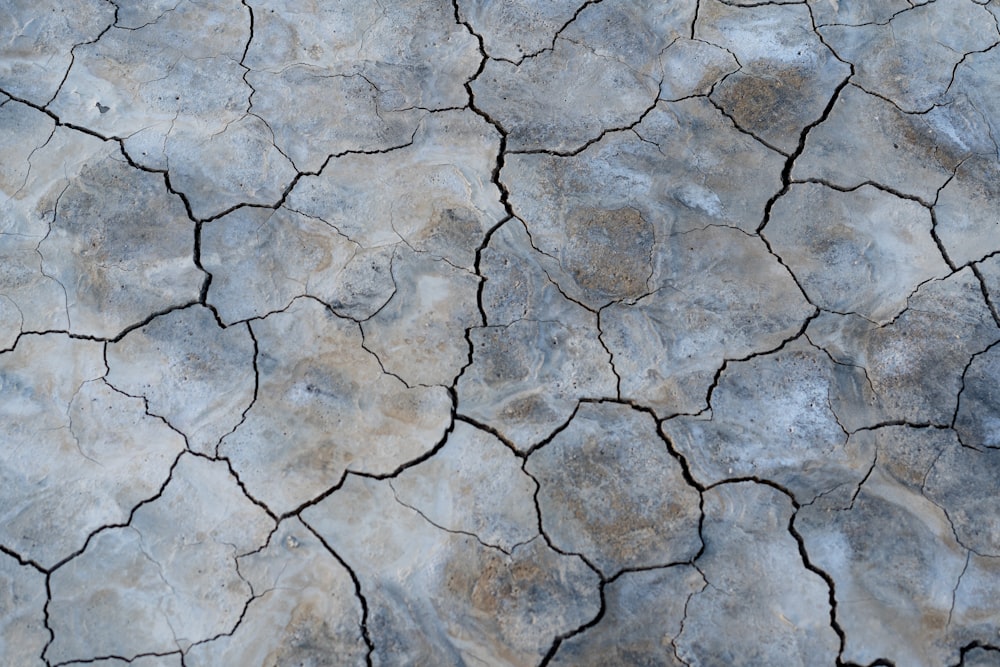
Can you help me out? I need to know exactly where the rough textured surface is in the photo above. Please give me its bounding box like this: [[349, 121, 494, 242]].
[[4, 0, 1000, 664], [526, 402, 702, 577]]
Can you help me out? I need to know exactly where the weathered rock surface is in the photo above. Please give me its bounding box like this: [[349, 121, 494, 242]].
[[219, 297, 452, 515], [550, 565, 705, 667], [766, 183, 949, 323], [794, 84, 971, 203], [46, 454, 274, 663], [675, 482, 840, 666], [302, 474, 601, 666], [0, 334, 185, 569], [457, 218, 618, 451], [699, 0, 851, 153], [392, 421, 538, 552], [602, 225, 814, 416], [795, 426, 983, 667], [4, 1, 1000, 664], [819, 0, 998, 113], [0, 552, 47, 667], [807, 269, 1000, 427], [106, 305, 256, 456], [527, 402, 702, 577], [185, 517, 367, 666], [663, 339, 875, 502], [472, 0, 695, 152]]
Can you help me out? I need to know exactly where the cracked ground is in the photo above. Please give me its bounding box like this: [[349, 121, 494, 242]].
[[2, 0, 1000, 665]]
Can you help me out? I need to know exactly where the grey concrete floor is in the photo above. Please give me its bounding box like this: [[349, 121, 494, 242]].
[[2, 0, 1000, 665]]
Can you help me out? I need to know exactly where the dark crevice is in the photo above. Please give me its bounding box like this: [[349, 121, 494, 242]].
[[300, 520, 375, 666]]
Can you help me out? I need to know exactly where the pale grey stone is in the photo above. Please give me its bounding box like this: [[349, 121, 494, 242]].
[[951, 555, 1000, 660], [955, 341, 1000, 449], [457, 220, 617, 451], [796, 428, 969, 667], [456, 0, 583, 62], [202, 206, 394, 324], [46, 454, 274, 663], [37, 144, 202, 339], [392, 421, 538, 552], [0, 334, 185, 569], [526, 402, 702, 577], [219, 297, 452, 515], [698, 0, 851, 154], [807, 0, 910, 26], [807, 269, 1000, 427], [286, 110, 505, 271], [767, 183, 949, 323], [659, 38, 740, 101], [361, 250, 481, 387], [550, 566, 705, 667], [47, 0, 300, 219], [0, 0, 115, 105], [794, 84, 970, 202], [924, 433, 1000, 556], [243, 0, 483, 176], [602, 225, 814, 416], [106, 305, 256, 456], [820, 0, 998, 112], [0, 552, 47, 667], [936, 156, 1000, 267], [302, 474, 601, 666], [185, 517, 367, 667], [948, 38, 1000, 157], [663, 339, 875, 502], [472, 0, 695, 152], [246, 0, 478, 112], [504, 98, 786, 309], [675, 482, 840, 666]]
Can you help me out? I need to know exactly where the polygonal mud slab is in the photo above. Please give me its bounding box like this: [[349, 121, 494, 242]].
[[766, 183, 949, 324], [698, 0, 851, 153], [675, 482, 840, 666], [392, 421, 539, 553], [472, 0, 695, 153], [526, 402, 702, 577], [793, 84, 973, 203], [285, 109, 505, 271], [106, 305, 257, 456], [550, 566, 705, 667], [0, 102, 202, 339], [45, 455, 274, 664], [663, 339, 875, 503], [954, 341, 1000, 449], [819, 0, 998, 112], [935, 155, 1000, 267], [504, 98, 785, 307], [302, 474, 601, 666], [0, 551, 47, 667], [458, 219, 618, 451], [0, 334, 185, 569], [455, 0, 587, 63], [0, 0, 115, 105], [807, 269, 1000, 428], [37, 147, 203, 338], [202, 205, 395, 324], [185, 518, 367, 666], [219, 297, 452, 516], [795, 427, 981, 667], [601, 225, 814, 416], [361, 250, 482, 387]]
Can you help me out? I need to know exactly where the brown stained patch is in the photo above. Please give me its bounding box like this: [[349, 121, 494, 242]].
[[416, 206, 484, 262], [712, 65, 812, 145], [563, 206, 653, 303], [477, 328, 532, 384]]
